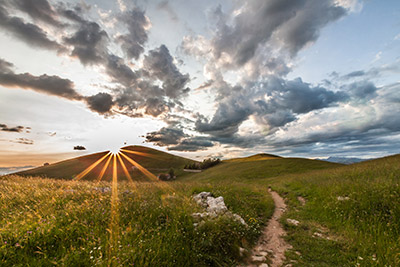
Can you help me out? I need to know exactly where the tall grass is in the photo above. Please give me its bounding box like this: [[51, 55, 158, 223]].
[[0, 176, 273, 266], [268, 155, 400, 266]]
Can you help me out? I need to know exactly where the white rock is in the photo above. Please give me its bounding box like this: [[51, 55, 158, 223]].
[[251, 255, 266, 263], [192, 192, 248, 227], [206, 196, 227, 214], [232, 213, 248, 226], [287, 218, 300, 226], [259, 264, 269, 267], [337, 196, 350, 201]]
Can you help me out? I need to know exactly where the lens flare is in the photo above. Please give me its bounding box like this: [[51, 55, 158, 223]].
[[74, 152, 111, 181]]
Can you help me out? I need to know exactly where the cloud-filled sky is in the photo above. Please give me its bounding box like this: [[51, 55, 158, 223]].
[[0, 0, 399, 167]]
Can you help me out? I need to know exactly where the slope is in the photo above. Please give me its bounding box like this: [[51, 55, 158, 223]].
[[266, 154, 400, 266], [17, 145, 197, 181], [183, 157, 342, 182]]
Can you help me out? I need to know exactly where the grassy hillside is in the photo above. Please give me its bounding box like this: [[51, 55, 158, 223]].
[[183, 157, 341, 182], [5, 148, 400, 266], [224, 153, 281, 162], [0, 176, 274, 266], [266, 154, 400, 266], [17, 146, 197, 181]]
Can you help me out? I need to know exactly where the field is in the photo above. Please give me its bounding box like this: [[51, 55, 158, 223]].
[[0, 176, 273, 266], [1, 149, 399, 266]]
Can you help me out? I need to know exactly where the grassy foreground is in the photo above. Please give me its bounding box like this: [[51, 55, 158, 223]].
[[0, 175, 273, 266], [266, 155, 400, 266]]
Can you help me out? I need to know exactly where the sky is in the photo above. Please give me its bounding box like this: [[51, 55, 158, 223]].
[[0, 0, 399, 169]]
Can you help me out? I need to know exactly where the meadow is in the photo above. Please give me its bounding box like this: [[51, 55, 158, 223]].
[[1, 149, 399, 266], [0, 176, 273, 266]]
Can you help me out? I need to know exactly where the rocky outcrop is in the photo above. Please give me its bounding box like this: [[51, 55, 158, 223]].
[[192, 192, 247, 226]]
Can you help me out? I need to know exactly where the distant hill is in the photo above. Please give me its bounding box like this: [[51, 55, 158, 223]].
[[183, 157, 342, 182], [224, 153, 281, 163], [317, 156, 373, 164], [16, 146, 197, 181]]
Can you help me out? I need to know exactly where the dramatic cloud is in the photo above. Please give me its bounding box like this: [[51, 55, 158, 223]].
[[0, 4, 63, 51], [113, 45, 190, 117], [0, 58, 83, 100], [196, 76, 348, 137], [206, 0, 346, 70], [73, 145, 86, 150], [11, 0, 63, 27], [143, 45, 190, 98], [63, 20, 109, 65], [0, 58, 114, 115], [85, 92, 114, 114], [144, 127, 214, 151], [145, 127, 187, 146], [117, 8, 150, 60]]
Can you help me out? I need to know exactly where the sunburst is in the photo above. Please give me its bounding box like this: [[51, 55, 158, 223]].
[[72, 147, 174, 264]]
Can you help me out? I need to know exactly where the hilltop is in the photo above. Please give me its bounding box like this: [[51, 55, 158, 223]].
[[17, 145, 197, 181]]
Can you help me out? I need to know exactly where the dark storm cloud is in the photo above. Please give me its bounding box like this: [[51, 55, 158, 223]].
[[145, 127, 188, 146], [0, 4, 63, 51], [144, 126, 214, 152], [0, 58, 83, 100], [117, 8, 149, 60], [10, 138, 34, 145], [73, 145, 86, 150], [0, 124, 25, 133], [85, 92, 114, 114], [63, 20, 109, 65], [143, 45, 190, 98], [105, 54, 137, 87], [11, 0, 63, 27]]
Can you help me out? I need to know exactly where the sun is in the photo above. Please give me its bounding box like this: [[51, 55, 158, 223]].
[[110, 147, 121, 155]]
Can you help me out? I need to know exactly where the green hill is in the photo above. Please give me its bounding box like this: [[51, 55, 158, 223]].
[[224, 153, 281, 163], [183, 157, 342, 182], [17, 145, 197, 181]]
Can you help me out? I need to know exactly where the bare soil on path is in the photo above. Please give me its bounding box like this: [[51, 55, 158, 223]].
[[247, 188, 292, 267]]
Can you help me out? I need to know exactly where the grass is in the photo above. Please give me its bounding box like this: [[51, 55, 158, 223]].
[[3, 148, 399, 266], [182, 157, 341, 182], [266, 154, 400, 266], [0, 175, 273, 266]]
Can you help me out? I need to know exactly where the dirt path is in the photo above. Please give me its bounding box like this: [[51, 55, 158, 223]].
[[247, 188, 292, 267]]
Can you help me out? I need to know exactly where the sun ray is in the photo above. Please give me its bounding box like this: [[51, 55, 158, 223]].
[[119, 152, 172, 191], [116, 153, 136, 188], [97, 153, 113, 183], [108, 154, 119, 264], [73, 152, 111, 181], [120, 149, 161, 160]]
